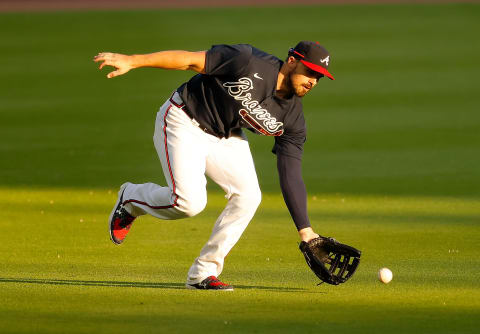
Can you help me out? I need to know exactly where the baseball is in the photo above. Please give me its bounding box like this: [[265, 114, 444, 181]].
[[378, 268, 393, 284]]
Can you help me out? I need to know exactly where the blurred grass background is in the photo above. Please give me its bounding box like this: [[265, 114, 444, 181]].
[[0, 3, 479, 334], [1, 3, 478, 197]]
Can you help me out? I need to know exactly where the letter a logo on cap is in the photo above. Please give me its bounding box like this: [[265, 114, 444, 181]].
[[320, 55, 330, 66]]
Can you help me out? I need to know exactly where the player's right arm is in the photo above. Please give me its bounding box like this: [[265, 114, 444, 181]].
[[93, 50, 207, 78], [276, 153, 319, 242]]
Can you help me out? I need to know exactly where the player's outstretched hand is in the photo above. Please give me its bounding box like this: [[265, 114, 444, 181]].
[[93, 52, 133, 78], [298, 227, 319, 242]]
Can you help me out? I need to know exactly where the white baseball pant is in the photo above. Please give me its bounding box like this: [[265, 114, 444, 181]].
[[121, 92, 262, 284]]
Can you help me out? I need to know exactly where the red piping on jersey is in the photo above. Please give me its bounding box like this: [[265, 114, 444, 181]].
[[123, 104, 179, 209]]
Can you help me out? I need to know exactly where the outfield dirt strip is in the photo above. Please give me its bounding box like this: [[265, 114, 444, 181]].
[[0, 0, 473, 11]]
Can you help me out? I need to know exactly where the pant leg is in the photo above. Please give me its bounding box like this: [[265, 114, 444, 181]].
[[186, 133, 262, 284], [122, 98, 210, 219]]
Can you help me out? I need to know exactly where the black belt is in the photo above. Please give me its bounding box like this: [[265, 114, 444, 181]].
[[169, 92, 222, 138]]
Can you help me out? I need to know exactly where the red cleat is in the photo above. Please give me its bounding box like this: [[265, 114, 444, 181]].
[[109, 184, 136, 245], [186, 276, 234, 291]]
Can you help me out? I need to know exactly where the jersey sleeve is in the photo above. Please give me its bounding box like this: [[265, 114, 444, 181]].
[[273, 103, 310, 230], [275, 123, 310, 230], [277, 153, 311, 231], [205, 44, 253, 77]]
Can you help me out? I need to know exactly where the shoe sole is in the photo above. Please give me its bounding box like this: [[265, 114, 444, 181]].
[[185, 284, 234, 291], [108, 182, 130, 245]]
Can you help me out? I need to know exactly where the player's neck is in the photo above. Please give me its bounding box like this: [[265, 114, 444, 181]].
[[276, 64, 294, 99]]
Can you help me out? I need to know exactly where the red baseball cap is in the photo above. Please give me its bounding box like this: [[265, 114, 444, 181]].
[[290, 41, 334, 80]]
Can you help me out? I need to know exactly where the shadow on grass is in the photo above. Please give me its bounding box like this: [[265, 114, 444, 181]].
[[0, 277, 305, 292]]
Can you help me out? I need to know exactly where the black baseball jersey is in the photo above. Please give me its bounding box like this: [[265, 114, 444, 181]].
[[177, 44, 306, 160], [177, 44, 311, 230]]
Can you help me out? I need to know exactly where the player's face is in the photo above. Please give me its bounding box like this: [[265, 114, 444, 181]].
[[288, 61, 324, 97]]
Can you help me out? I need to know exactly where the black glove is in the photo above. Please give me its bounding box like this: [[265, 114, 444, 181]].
[[299, 236, 361, 285]]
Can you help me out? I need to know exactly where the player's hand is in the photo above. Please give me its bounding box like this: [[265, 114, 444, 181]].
[[93, 52, 133, 78], [298, 227, 320, 242]]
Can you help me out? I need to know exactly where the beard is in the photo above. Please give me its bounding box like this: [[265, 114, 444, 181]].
[[287, 72, 309, 98], [294, 85, 308, 97]]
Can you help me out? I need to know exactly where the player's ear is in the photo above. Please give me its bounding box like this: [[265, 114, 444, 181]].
[[287, 55, 297, 65], [286, 56, 298, 73]]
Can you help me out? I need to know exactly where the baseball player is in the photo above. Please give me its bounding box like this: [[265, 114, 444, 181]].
[[94, 41, 335, 290]]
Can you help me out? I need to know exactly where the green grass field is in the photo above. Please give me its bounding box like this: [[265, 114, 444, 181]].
[[1, 3, 479, 333]]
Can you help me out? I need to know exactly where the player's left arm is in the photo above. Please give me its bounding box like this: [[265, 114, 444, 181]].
[[93, 50, 207, 78]]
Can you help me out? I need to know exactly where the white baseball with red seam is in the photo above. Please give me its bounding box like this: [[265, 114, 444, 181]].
[[378, 268, 393, 284]]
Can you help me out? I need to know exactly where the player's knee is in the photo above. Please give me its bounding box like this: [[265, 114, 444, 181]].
[[176, 195, 207, 217], [237, 185, 262, 210]]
